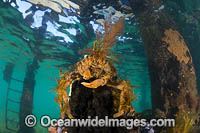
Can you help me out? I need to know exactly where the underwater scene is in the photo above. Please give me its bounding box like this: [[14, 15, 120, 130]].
[[0, 0, 200, 133]]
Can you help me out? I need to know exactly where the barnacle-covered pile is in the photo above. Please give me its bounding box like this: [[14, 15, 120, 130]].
[[54, 18, 137, 119]]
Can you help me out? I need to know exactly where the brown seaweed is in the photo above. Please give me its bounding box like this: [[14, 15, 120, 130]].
[[80, 18, 125, 57]]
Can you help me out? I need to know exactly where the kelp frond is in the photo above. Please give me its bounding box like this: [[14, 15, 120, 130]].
[[102, 18, 125, 48], [167, 109, 199, 133], [80, 18, 125, 57]]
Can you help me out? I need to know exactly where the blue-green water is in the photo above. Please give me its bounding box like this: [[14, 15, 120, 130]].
[[0, 0, 200, 132], [0, 1, 151, 132]]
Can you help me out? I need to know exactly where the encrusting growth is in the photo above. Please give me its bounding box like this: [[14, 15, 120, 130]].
[[54, 18, 137, 119]]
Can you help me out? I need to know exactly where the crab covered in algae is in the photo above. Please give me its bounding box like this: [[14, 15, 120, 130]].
[[55, 18, 137, 119]]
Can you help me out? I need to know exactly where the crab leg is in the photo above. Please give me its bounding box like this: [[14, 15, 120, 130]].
[[108, 80, 136, 118], [57, 77, 74, 119], [62, 89, 74, 119], [81, 78, 106, 88]]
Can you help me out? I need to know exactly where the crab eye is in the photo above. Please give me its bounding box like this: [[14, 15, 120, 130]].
[[84, 55, 88, 59]]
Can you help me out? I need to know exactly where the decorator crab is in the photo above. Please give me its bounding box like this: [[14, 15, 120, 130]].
[[55, 18, 136, 119]]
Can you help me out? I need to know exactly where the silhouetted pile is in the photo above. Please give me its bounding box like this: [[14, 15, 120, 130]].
[[67, 78, 130, 133]]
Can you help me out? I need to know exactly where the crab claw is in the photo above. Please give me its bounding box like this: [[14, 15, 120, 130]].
[[81, 79, 105, 88]]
